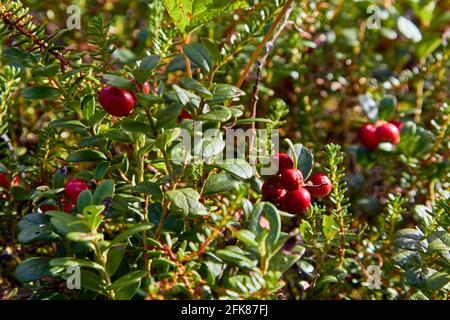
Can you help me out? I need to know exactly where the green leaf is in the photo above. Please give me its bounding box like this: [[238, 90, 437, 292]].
[[234, 118, 273, 125], [67, 150, 108, 162], [50, 257, 105, 271], [183, 43, 212, 72], [397, 16, 422, 43], [48, 119, 87, 130], [287, 143, 314, 180], [110, 270, 147, 290], [106, 245, 127, 277], [77, 190, 93, 213], [234, 229, 258, 247], [216, 249, 256, 269], [426, 272, 450, 291], [322, 215, 339, 240], [18, 223, 56, 244], [103, 129, 133, 143], [156, 103, 183, 129], [93, 179, 115, 205], [62, 269, 106, 294], [31, 64, 60, 77], [213, 158, 253, 180], [249, 202, 281, 252], [120, 119, 154, 136], [48, 212, 90, 235], [22, 86, 60, 100], [194, 136, 225, 159], [269, 251, 302, 273], [154, 128, 181, 150], [166, 188, 207, 217], [392, 250, 423, 269], [110, 223, 154, 245], [203, 173, 240, 195], [162, 0, 248, 36], [393, 228, 428, 252], [378, 95, 397, 121], [81, 95, 96, 120], [15, 257, 52, 283], [208, 84, 245, 103], [103, 74, 136, 90], [199, 106, 232, 122], [114, 281, 141, 300], [133, 181, 163, 201], [180, 77, 213, 98], [66, 232, 103, 242], [190, 0, 248, 27], [416, 37, 441, 58]]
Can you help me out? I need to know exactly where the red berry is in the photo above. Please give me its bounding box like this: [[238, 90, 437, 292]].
[[62, 198, 75, 213], [0, 173, 10, 190], [376, 122, 400, 144], [99, 86, 135, 117], [64, 179, 88, 203], [281, 188, 311, 214], [41, 204, 58, 213], [142, 81, 151, 95], [307, 172, 332, 198], [261, 176, 286, 204], [12, 175, 20, 187], [271, 153, 294, 173], [280, 168, 303, 191], [179, 108, 192, 120], [388, 120, 403, 131], [357, 123, 378, 150]]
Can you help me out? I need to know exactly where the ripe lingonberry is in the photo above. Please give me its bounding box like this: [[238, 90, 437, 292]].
[[357, 123, 378, 150], [179, 108, 192, 120], [64, 178, 88, 203], [307, 172, 332, 198], [0, 173, 10, 190], [62, 198, 75, 213], [281, 188, 311, 214], [271, 153, 294, 173], [261, 176, 286, 204], [388, 120, 403, 130], [376, 122, 400, 144], [280, 168, 303, 191], [99, 86, 135, 117], [40, 204, 58, 213]]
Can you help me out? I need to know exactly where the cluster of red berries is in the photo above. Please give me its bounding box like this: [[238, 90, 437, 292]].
[[98, 81, 192, 120], [261, 153, 332, 215], [357, 120, 403, 150], [40, 178, 88, 213]]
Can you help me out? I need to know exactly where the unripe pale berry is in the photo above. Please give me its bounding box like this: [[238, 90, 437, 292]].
[[261, 176, 286, 204], [64, 179, 88, 203], [281, 188, 311, 214], [376, 122, 400, 144], [357, 123, 378, 150], [307, 172, 332, 198], [142, 81, 151, 95], [271, 153, 294, 173], [99, 86, 135, 117], [280, 168, 303, 191]]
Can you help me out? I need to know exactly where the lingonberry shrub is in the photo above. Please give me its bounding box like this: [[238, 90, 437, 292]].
[[0, 0, 448, 301]]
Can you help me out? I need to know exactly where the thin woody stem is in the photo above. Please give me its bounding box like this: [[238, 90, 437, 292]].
[[235, 0, 293, 88]]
